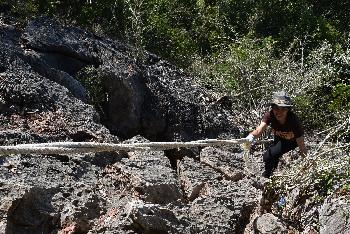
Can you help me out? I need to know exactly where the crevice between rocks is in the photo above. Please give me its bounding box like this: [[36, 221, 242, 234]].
[[164, 147, 200, 171]]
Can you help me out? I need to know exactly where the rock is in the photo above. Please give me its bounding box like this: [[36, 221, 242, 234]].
[[177, 156, 222, 200], [22, 17, 100, 65], [4, 187, 60, 234], [22, 50, 88, 102], [200, 146, 245, 181], [189, 196, 238, 233], [90, 199, 192, 233], [188, 179, 260, 233], [254, 213, 287, 234], [19, 17, 239, 141], [319, 196, 350, 234], [0, 41, 115, 143], [0, 151, 129, 233], [116, 149, 182, 204], [0, 17, 21, 47], [123, 199, 182, 233]]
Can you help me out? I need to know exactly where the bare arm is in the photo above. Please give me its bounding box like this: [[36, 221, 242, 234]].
[[249, 121, 268, 138], [296, 136, 307, 157]]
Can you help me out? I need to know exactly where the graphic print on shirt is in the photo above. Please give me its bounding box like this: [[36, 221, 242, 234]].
[[272, 129, 295, 140]]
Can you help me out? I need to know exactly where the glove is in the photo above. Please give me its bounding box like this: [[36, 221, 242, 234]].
[[245, 134, 255, 143], [242, 134, 255, 151]]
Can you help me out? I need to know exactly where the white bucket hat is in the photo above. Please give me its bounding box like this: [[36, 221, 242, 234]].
[[270, 91, 293, 107]]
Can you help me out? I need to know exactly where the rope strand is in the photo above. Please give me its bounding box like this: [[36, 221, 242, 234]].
[[0, 138, 273, 156]]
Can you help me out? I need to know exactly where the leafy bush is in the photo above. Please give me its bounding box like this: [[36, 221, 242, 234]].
[[0, 0, 39, 24], [192, 36, 349, 135], [329, 84, 350, 111]]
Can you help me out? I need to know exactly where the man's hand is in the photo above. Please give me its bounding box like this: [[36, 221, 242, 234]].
[[242, 134, 255, 150], [245, 134, 255, 143]]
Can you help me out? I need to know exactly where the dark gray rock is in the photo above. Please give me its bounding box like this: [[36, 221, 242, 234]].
[[2, 187, 60, 234], [319, 196, 350, 234], [177, 156, 222, 200], [20, 17, 239, 141], [0, 43, 115, 143], [113, 136, 183, 205], [22, 50, 88, 101], [0, 16, 21, 48], [0, 154, 118, 233], [115, 151, 182, 204], [187, 179, 260, 233], [200, 146, 245, 181], [22, 17, 100, 66], [254, 213, 287, 234], [90, 199, 192, 233], [122, 200, 183, 233]]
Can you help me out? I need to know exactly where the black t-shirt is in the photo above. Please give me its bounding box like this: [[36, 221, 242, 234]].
[[262, 110, 304, 140]]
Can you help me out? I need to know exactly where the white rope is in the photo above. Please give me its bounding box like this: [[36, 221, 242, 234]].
[[0, 138, 273, 156]]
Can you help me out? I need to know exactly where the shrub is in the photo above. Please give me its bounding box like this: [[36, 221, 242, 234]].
[[76, 66, 107, 118], [192, 37, 350, 134]]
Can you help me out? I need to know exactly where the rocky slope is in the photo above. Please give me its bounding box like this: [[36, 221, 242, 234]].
[[0, 15, 348, 234]]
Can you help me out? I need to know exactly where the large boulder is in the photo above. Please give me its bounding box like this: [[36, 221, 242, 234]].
[[188, 179, 260, 233], [0, 46, 114, 144], [0, 153, 123, 233], [319, 196, 350, 234], [115, 151, 183, 204], [20, 17, 239, 141]]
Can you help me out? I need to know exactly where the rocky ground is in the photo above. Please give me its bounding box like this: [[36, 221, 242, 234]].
[[0, 16, 348, 233]]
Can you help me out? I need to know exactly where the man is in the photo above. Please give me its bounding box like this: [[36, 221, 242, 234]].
[[246, 91, 307, 178]]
